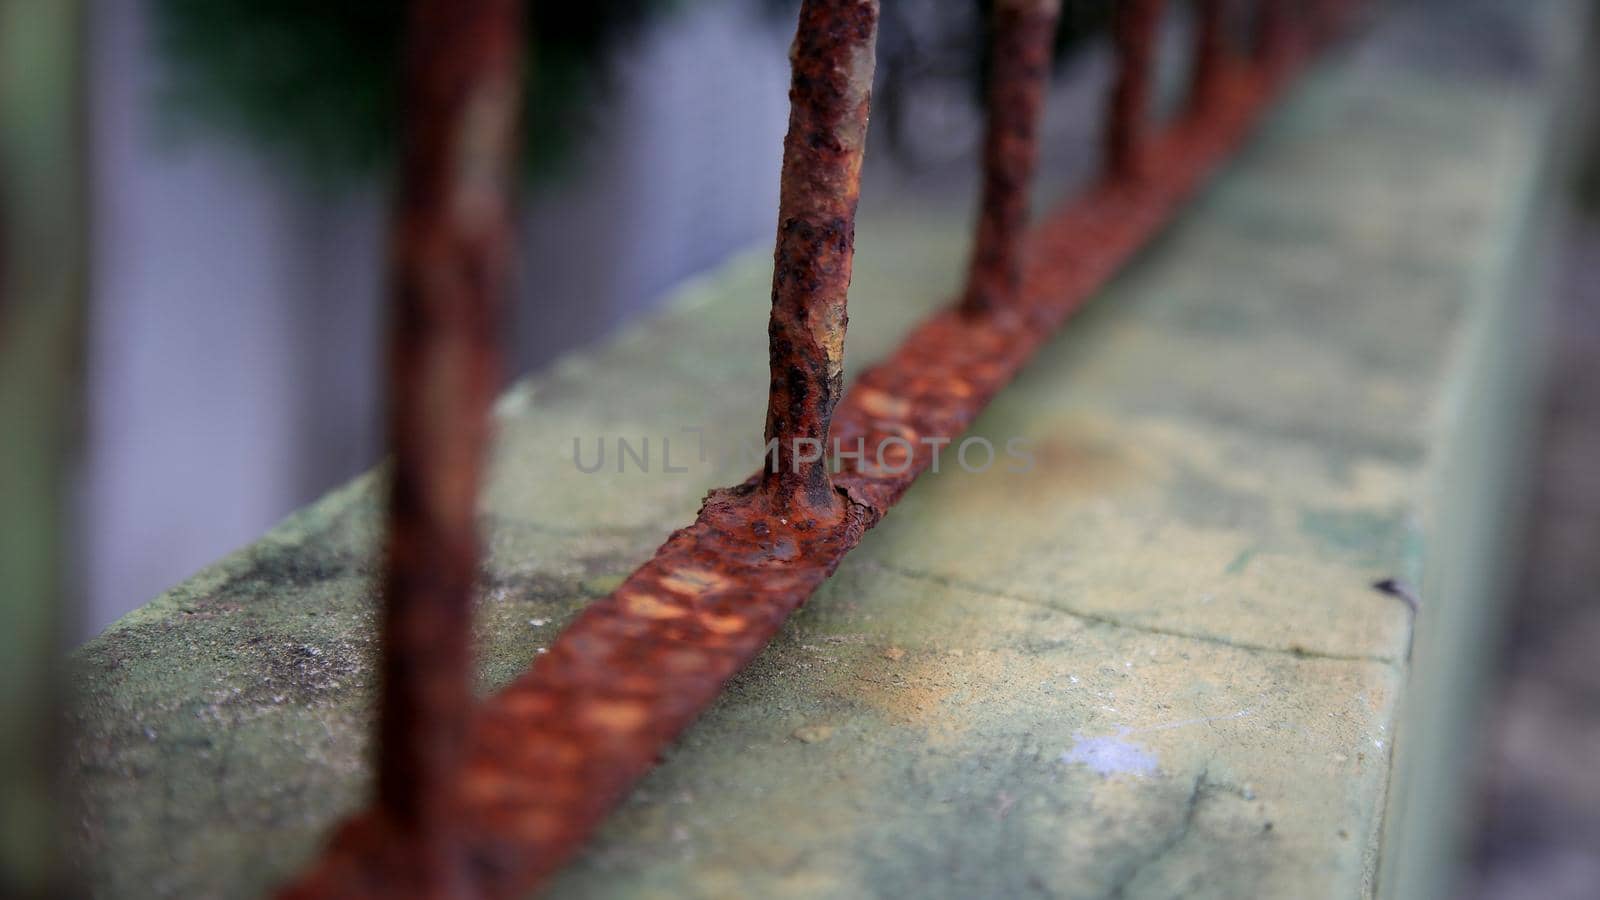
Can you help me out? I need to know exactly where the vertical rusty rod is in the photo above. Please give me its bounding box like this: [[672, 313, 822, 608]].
[[378, 0, 522, 888], [961, 0, 1063, 318], [1255, 0, 1292, 67], [762, 0, 880, 520], [1106, 0, 1165, 182], [1312, 0, 1355, 44], [1189, 0, 1228, 115]]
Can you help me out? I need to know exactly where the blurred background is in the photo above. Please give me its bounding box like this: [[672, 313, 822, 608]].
[[76, 0, 1154, 638], [0, 0, 1596, 897], [83, 0, 797, 637]]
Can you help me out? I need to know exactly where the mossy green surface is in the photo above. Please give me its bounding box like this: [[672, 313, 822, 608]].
[[70, 3, 1578, 896]]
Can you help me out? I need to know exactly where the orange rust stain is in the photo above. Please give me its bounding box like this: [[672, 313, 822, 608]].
[[658, 567, 729, 596], [855, 386, 911, 420], [698, 612, 749, 635], [852, 668, 953, 726], [581, 700, 649, 734], [622, 592, 688, 620]]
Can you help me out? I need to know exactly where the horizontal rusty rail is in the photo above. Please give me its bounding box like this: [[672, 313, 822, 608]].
[[285, 0, 1352, 895]]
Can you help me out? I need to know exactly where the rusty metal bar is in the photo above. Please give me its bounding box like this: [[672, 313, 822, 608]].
[[761, 0, 881, 521], [961, 0, 1064, 318], [1106, 0, 1165, 181], [1189, 0, 1229, 115], [1256, 0, 1293, 68], [1313, 0, 1362, 44], [280, 0, 523, 896], [285, 4, 1349, 896]]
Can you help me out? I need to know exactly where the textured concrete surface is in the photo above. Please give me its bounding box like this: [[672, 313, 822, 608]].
[[68, 2, 1581, 897]]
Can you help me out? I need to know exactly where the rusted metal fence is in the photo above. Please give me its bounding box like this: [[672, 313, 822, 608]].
[[285, 0, 1361, 895]]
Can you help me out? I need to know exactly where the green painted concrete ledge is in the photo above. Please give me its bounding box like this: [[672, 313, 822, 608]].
[[68, 2, 1587, 897]]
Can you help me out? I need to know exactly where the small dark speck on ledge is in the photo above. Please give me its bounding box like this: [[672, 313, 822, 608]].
[[1372, 577, 1419, 612]]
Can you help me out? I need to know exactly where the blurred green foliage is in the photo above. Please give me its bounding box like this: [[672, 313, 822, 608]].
[[152, 0, 683, 184], [152, 0, 1118, 185]]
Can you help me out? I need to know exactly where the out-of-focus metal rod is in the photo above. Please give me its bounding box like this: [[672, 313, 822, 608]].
[[761, 0, 881, 520], [1313, 0, 1361, 44], [1256, 0, 1293, 67], [0, 1, 85, 895], [961, 0, 1064, 318], [1106, 0, 1166, 181], [289, 0, 525, 895], [1190, 0, 1229, 114]]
